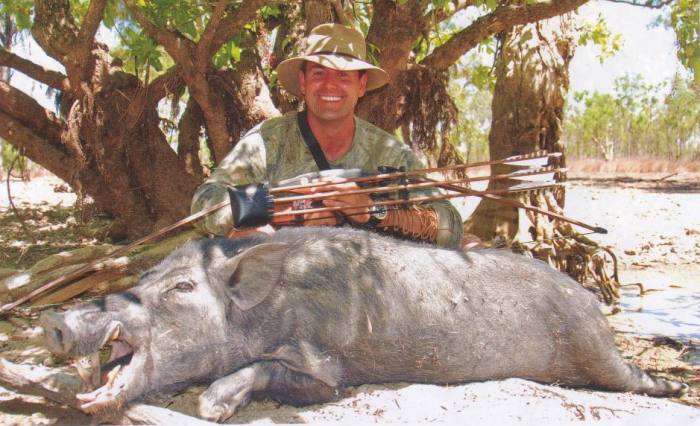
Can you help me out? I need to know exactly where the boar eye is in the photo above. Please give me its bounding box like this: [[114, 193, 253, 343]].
[[173, 280, 195, 292]]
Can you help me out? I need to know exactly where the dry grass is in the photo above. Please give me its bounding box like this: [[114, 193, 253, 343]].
[[568, 158, 700, 174]]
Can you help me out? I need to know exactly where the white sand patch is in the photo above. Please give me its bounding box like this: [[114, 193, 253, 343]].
[[231, 379, 697, 425]]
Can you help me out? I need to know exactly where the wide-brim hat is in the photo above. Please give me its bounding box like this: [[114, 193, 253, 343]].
[[276, 23, 389, 98]]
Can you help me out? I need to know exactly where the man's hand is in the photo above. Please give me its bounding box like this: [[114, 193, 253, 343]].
[[271, 201, 342, 227], [312, 182, 372, 225], [272, 180, 373, 227]]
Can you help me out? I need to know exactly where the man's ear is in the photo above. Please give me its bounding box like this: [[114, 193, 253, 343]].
[[358, 71, 368, 97], [223, 242, 289, 311], [298, 69, 306, 96]]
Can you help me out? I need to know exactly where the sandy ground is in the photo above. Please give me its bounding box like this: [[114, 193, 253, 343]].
[[0, 173, 699, 424]]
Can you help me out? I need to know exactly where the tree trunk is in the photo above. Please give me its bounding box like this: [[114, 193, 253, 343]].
[[25, 0, 202, 240], [357, 1, 425, 131], [465, 16, 574, 242]]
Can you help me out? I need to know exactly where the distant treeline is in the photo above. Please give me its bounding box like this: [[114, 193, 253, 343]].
[[449, 73, 699, 165], [563, 74, 699, 161]]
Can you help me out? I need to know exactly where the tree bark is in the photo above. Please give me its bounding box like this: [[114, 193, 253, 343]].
[[465, 16, 574, 242], [357, 0, 426, 131]]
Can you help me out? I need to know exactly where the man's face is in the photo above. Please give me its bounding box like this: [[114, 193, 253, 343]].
[[298, 62, 368, 124]]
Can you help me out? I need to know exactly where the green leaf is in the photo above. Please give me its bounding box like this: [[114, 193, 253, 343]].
[[181, 20, 198, 38], [485, 0, 499, 10], [231, 45, 241, 62], [151, 57, 163, 72], [260, 5, 281, 19]]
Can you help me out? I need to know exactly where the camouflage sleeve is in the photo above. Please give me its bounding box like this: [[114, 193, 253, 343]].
[[375, 143, 464, 248], [190, 129, 267, 235]]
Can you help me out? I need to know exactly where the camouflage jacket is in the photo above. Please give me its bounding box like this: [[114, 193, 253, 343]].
[[191, 111, 463, 247]]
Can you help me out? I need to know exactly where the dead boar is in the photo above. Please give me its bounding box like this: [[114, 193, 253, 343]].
[[41, 227, 686, 422]]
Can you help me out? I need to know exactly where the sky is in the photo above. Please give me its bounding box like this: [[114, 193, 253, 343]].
[[569, 1, 682, 94], [9, 1, 683, 109]]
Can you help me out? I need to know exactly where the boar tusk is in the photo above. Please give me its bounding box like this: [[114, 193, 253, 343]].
[[109, 325, 121, 341], [105, 364, 123, 388]]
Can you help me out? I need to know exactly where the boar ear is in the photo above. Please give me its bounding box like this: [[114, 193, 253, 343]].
[[225, 242, 288, 311]]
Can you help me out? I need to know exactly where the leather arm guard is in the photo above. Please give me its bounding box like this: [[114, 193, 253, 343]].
[[377, 206, 439, 242]]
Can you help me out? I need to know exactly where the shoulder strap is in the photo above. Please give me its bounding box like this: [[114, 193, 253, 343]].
[[297, 110, 331, 171]]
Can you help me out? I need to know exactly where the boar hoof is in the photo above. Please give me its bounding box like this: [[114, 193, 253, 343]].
[[198, 401, 233, 423], [198, 390, 248, 423]]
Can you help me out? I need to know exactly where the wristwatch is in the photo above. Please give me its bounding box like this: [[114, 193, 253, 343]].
[[365, 204, 388, 229]]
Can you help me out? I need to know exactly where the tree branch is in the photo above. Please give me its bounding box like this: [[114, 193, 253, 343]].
[[0, 81, 64, 142], [78, 0, 107, 42], [367, 0, 428, 79], [0, 48, 69, 91], [123, 0, 195, 67], [123, 67, 184, 129], [75, 0, 108, 63], [602, 0, 673, 8], [0, 110, 76, 182], [145, 66, 185, 106], [178, 97, 206, 177], [211, 0, 271, 56], [330, 0, 353, 27], [421, 0, 589, 71], [32, 0, 80, 63], [427, 0, 475, 24], [197, 0, 231, 72]]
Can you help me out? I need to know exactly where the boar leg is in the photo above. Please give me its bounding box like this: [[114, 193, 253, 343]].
[[198, 361, 339, 422]]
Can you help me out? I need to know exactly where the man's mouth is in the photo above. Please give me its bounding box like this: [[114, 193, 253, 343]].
[[320, 95, 342, 102]]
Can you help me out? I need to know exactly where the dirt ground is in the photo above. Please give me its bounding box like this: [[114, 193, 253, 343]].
[[0, 170, 698, 424]]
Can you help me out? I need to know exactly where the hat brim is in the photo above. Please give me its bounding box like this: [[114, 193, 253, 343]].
[[276, 53, 389, 98]]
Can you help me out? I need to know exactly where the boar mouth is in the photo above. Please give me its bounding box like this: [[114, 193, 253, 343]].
[[75, 323, 145, 413]]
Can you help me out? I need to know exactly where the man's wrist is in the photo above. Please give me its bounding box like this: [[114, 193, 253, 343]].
[[364, 204, 388, 228]]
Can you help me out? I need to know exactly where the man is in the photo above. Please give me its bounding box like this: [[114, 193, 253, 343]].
[[191, 23, 463, 247]]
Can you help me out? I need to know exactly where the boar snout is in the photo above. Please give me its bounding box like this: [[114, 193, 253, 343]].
[[41, 311, 75, 354]]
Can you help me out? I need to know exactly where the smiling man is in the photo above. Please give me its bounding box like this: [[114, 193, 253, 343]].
[[191, 24, 463, 247]]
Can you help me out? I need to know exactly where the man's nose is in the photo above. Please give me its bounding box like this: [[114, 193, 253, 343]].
[[320, 72, 341, 87]]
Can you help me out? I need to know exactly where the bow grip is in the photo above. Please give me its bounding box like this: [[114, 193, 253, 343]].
[[227, 184, 274, 229]]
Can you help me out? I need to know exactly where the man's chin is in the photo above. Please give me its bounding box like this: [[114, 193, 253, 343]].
[[308, 109, 354, 123]]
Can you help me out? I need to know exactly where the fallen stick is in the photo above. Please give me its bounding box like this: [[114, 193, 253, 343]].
[[658, 172, 678, 181], [104, 403, 217, 425], [1, 229, 201, 313], [32, 267, 128, 307], [26, 245, 116, 276], [31, 230, 199, 307], [0, 358, 215, 425], [0, 263, 87, 305], [0, 357, 82, 408]]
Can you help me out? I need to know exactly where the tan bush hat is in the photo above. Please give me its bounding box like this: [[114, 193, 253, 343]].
[[276, 23, 389, 98]]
